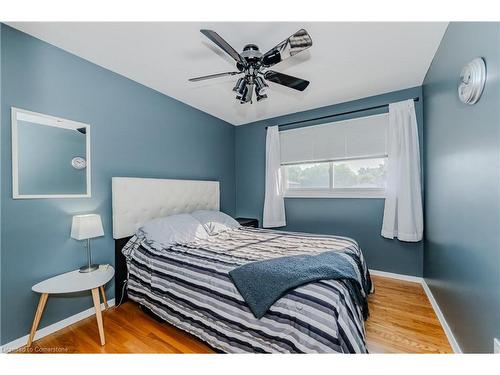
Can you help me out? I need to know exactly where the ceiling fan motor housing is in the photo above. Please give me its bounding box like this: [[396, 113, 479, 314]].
[[237, 44, 263, 70]]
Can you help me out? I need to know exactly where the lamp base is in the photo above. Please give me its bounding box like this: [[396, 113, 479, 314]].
[[79, 264, 99, 273]]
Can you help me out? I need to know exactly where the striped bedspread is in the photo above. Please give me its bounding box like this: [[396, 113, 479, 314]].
[[123, 227, 372, 353]]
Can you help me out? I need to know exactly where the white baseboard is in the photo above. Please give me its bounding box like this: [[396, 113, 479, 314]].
[[421, 280, 462, 353], [369, 268, 461, 354], [0, 298, 115, 353], [369, 268, 423, 283]]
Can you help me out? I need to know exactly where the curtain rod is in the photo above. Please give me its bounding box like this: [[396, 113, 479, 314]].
[[265, 97, 419, 130]]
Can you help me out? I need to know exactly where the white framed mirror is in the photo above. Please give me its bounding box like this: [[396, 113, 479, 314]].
[[11, 107, 91, 199]]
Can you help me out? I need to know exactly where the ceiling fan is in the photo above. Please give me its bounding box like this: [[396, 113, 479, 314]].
[[189, 29, 313, 104]]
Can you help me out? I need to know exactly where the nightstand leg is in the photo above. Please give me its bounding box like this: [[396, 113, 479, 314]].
[[27, 293, 49, 348], [91, 288, 105, 345], [100, 286, 108, 310]]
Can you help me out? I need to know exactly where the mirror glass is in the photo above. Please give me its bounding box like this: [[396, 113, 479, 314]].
[[12, 108, 91, 198]]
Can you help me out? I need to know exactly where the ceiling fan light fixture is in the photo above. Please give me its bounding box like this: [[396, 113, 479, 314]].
[[255, 76, 268, 96], [233, 77, 245, 93], [256, 93, 268, 102], [236, 85, 248, 101], [240, 84, 253, 103]]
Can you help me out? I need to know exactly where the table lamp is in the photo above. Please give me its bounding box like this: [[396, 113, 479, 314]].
[[71, 214, 104, 273]]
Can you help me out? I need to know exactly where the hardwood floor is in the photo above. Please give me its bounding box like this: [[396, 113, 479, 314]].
[[17, 275, 452, 354], [366, 276, 452, 353]]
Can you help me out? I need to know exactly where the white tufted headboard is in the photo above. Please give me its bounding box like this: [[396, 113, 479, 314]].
[[112, 177, 220, 239]]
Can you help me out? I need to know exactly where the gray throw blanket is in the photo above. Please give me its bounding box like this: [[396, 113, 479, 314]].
[[229, 251, 369, 319]]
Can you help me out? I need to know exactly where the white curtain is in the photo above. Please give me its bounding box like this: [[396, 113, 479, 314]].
[[263, 126, 286, 228], [381, 99, 423, 242]]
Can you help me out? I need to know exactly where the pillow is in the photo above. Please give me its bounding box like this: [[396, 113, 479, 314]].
[[139, 213, 209, 250], [191, 210, 240, 236]]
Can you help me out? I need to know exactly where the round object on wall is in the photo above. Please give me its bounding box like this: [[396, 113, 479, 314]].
[[71, 156, 87, 170], [458, 57, 486, 105]]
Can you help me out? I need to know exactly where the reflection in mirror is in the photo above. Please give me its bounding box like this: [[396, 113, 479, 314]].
[[12, 108, 91, 198]]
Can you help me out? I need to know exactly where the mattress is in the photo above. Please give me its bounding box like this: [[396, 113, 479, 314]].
[[123, 227, 372, 353]]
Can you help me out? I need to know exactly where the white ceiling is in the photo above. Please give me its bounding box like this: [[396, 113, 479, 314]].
[[8, 22, 447, 125]]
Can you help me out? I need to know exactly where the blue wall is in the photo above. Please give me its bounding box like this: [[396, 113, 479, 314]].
[[235, 86, 424, 276], [0, 24, 235, 345], [423, 22, 500, 353]]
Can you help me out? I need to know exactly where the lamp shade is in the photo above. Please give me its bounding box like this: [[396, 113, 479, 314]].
[[71, 214, 104, 240]]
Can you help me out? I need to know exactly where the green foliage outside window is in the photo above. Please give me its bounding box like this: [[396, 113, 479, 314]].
[[285, 159, 386, 189]]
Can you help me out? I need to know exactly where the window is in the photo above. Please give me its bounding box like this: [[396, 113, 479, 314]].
[[280, 113, 388, 198], [332, 158, 386, 189], [284, 162, 330, 189], [283, 158, 387, 197]]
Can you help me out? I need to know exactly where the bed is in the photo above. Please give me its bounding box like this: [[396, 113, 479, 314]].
[[112, 177, 372, 353]]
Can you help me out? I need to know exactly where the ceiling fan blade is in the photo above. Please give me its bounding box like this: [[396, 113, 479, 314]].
[[264, 71, 310, 91], [188, 71, 241, 82], [200, 29, 246, 66], [262, 29, 313, 67]]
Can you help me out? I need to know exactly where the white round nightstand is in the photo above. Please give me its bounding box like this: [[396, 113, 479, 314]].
[[28, 265, 115, 347]]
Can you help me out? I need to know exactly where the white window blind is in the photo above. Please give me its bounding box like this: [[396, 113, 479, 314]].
[[280, 113, 389, 165]]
